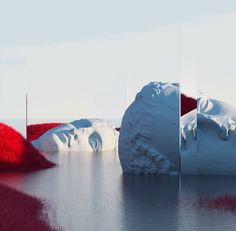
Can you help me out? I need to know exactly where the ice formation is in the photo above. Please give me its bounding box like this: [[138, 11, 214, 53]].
[[118, 82, 180, 174], [181, 98, 236, 175], [32, 119, 119, 152]]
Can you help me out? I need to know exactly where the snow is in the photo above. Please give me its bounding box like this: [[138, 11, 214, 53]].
[[181, 98, 236, 175], [32, 119, 119, 152], [118, 82, 180, 174]]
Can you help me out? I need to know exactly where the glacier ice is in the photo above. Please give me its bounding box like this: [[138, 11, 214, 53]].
[[181, 98, 236, 175], [118, 82, 180, 174], [32, 119, 119, 152]]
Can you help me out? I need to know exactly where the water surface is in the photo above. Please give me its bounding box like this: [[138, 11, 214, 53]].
[[0, 151, 236, 231]]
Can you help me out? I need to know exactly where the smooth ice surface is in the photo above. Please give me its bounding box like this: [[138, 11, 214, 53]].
[[1, 152, 236, 231], [119, 82, 180, 174], [181, 98, 236, 175], [32, 119, 119, 152]]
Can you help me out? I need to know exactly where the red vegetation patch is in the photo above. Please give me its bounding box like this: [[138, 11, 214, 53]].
[[197, 195, 236, 212], [27, 123, 62, 142], [0, 123, 55, 172], [181, 94, 197, 116], [0, 183, 58, 231], [28, 122, 121, 139]]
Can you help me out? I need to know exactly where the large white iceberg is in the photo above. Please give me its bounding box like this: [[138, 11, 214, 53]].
[[181, 98, 236, 175], [118, 82, 180, 174], [32, 119, 119, 152]]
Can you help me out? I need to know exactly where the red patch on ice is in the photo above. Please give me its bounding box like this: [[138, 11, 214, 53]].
[[197, 195, 236, 212], [0, 183, 58, 231], [0, 123, 55, 171], [27, 123, 62, 141], [181, 94, 197, 116]]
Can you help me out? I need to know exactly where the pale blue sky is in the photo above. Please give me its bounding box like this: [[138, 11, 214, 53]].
[[1, 0, 236, 47], [1, 1, 236, 132]]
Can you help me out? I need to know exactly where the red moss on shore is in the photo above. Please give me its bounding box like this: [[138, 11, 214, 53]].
[[0, 183, 58, 231], [0, 123, 55, 172], [181, 94, 197, 116], [27, 123, 63, 142]]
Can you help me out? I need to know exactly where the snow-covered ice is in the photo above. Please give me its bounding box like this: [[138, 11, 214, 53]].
[[32, 119, 119, 152], [32, 83, 236, 175], [118, 82, 180, 174], [181, 98, 236, 175]]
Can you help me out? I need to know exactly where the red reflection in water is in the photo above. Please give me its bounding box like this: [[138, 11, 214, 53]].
[[0, 183, 58, 231], [0, 123, 55, 171], [197, 195, 236, 212]]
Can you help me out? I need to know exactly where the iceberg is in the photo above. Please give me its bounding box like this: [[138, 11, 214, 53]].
[[181, 98, 236, 175], [32, 119, 119, 152], [118, 82, 180, 174]]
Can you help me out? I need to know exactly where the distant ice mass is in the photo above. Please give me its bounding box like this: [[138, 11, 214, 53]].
[[181, 98, 236, 175], [32, 119, 119, 152], [118, 82, 180, 174]]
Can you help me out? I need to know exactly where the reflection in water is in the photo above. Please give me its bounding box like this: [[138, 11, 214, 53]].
[[120, 174, 179, 231], [0, 153, 236, 231], [0, 151, 123, 231], [181, 175, 236, 197], [178, 176, 236, 231]]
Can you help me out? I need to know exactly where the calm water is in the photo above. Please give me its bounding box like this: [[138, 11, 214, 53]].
[[0, 151, 236, 231]]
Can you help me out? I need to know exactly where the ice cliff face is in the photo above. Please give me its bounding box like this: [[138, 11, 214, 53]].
[[32, 119, 119, 152], [181, 98, 236, 175], [118, 82, 180, 174]]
